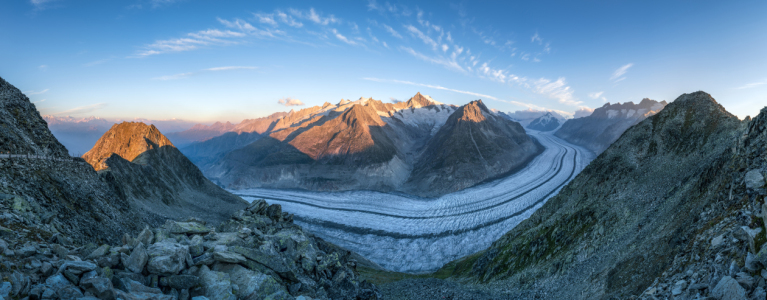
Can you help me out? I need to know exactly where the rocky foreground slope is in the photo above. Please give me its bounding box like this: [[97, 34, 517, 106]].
[[206, 93, 539, 197], [555, 98, 666, 155], [429, 91, 767, 299], [82, 122, 247, 224], [0, 199, 380, 299]]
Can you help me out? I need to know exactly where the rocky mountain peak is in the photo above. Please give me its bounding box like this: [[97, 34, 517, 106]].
[[340, 104, 386, 127], [406, 92, 441, 108], [455, 100, 489, 123], [82, 122, 174, 171]]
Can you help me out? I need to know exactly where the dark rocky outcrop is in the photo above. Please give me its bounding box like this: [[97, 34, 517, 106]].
[[555, 98, 666, 155], [83, 122, 247, 224], [0, 199, 380, 299], [438, 92, 754, 299]]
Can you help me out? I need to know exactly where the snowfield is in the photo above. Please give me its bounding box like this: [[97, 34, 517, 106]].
[[232, 130, 594, 273]]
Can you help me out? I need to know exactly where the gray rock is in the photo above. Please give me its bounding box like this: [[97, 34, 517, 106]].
[[746, 170, 765, 189], [146, 242, 189, 275], [753, 287, 767, 300], [746, 252, 761, 272], [163, 275, 199, 290], [712, 276, 747, 300], [18, 244, 36, 258], [80, 277, 116, 300], [198, 265, 237, 300], [50, 243, 69, 258], [213, 251, 247, 264], [115, 278, 161, 294], [57, 261, 98, 275], [45, 274, 84, 299], [230, 245, 291, 273], [0, 238, 7, 254], [266, 204, 282, 221], [193, 252, 215, 266], [214, 264, 285, 299], [86, 244, 110, 260], [689, 283, 708, 290], [115, 289, 175, 300], [735, 272, 755, 290], [191, 297, 211, 300], [167, 221, 212, 235], [137, 226, 155, 246], [9, 271, 30, 297], [712, 234, 725, 248], [0, 281, 11, 298], [122, 242, 149, 273]]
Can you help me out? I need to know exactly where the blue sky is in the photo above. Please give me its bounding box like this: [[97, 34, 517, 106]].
[[2, 0, 766, 123]]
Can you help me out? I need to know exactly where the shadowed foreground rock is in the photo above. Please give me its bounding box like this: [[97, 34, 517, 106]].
[[0, 199, 380, 299]]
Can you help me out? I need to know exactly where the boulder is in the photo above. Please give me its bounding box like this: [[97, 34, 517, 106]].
[[166, 221, 212, 235], [122, 242, 149, 273], [746, 170, 765, 189], [57, 261, 98, 275], [230, 245, 291, 274], [137, 227, 155, 246], [45, 274, 84, 299], [162, 275, 199, 290], [146, 242, 189, 275], [198, 265, 237, 300], [80, 277, 116, 300], [87, 244, 110, 260], [115, 277, 162, 294], [712, 276, 747, 300], [266, 204, 282, 221], [213, 264, 285, 299]]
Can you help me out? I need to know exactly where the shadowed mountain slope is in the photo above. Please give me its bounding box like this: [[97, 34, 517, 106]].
[[405, 100, 540, 196], [527, 112, 561, 132], [84, 122, 247, 223], [555, 98, 666, 155], [439, 92, 744, 299]]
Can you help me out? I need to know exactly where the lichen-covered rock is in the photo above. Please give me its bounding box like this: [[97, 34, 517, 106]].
[[122, 242, 149, 273], [712, 276, 746, 300], [146, 242, 189, 275], [198, 265, 237, 300]]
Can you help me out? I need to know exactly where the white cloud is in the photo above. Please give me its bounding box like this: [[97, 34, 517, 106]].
[[405, 25, 438, 50], [275, 11, 303, 28], [53, 103, 108, 116], [30, 0, 57, 10], [363, 77, 497, 100], [24, 89, 49, 95], [399, 46, 463, 72], [573, 107, 595, 118], [153, 66, 256, 80], [736, 79, 767, 90], [331, 29, 358, 45], [610, 63, 633, 82], [278, 97, 304, 106], [588, 91, 607, 101], [253, 13, 277, 26], [531, 77, 580, 105], [290, 8, 340, 25], [441, 44, 449, 52], [205, 66, 257, 71], [382, 24, 402, 39], [531, 32, 542, 44]]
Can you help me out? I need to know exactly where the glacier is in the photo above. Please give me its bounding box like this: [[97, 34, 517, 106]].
[[232, 130, 594, 273]]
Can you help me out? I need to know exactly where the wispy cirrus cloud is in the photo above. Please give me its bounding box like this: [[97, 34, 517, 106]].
[[278, 97, 304, 106], [405, 25, 438, 50], [30, 0, 58, 10], [588, 91, 607, 102], [610, 63, 633, 82], [736, 79, 767, 90], [363, 77, 497, 100], [331, 28, 358, 45], [289, 8, 340, 25], [399, 46, 464, 72], [24, 89, 49, 95], [152, 66, 256, 80]]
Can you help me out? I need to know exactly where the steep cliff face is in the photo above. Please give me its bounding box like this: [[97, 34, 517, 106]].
[[555, 98, 666, 155], [440, 92, 743, 299], [0, 77, 69, 157], [404, 100, 540, 196], [84, 122, 247, 223]]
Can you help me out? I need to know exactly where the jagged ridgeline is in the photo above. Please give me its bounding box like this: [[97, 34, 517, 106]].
[[205, 94, 540, 197], [437, 92, 756, 299], [0, 76, 152, 243]]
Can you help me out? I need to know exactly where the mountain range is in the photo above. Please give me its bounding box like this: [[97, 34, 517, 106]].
[[554, 99, 667, 155], [202, 93, 540, 197], [526, 112, 561, 131]]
